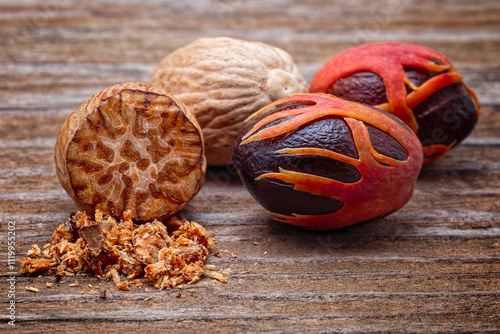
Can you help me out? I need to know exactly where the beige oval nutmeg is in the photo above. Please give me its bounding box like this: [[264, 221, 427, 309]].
[[151, 36, 308, 166], [55, 82, 206, 222]]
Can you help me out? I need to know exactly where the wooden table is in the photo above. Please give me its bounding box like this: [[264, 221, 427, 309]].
[[1, 0, 499, 332]]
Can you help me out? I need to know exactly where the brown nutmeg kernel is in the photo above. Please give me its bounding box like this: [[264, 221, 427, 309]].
[[310, 42, 480, 164], [151, 36, 308, 166], [55, 82, 206, 222], [232, 94, 423, 230]]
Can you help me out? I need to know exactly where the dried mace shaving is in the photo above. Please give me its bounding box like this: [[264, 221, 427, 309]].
[[232, 94, 423, 230], [55, 82, 206, 222], [151, 36, 308, 166], [310, 42, 480, 164]]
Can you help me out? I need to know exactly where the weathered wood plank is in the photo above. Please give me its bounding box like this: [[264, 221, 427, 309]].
[[1, 0, 499, 332], [1, 63, 499, 109], [1, 281, 499, 333], [1, 0, 499, 64]]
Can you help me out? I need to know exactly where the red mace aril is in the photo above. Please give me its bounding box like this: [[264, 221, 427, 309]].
[[232, 94, 423, 230], [310, 42, 480, 164]]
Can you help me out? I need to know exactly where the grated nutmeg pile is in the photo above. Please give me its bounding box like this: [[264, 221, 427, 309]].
[[20, 210, 221, 290]]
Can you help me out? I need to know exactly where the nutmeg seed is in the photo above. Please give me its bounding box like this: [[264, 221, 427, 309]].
[[232, 94, 423, 230], [310, 42, 480, 164], [55, 82, 206, 222]]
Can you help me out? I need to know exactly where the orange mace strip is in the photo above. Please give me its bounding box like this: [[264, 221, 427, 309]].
[[309, 42, 467, 133]]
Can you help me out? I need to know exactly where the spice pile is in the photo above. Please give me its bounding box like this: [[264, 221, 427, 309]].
[[20, 210, 222, 290]]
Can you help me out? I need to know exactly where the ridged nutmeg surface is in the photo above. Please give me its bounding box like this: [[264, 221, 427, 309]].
[[310, 42, 480, 164], [151, 36, 308, 166], [55, 82, 206, 223], [232, 94, 423, 230]]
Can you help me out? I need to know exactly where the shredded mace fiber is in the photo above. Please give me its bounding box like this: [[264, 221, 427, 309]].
[[20, 210, 219, 290]]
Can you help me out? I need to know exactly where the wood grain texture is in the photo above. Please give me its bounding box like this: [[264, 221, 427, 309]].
[[1, 0, 499, 332]]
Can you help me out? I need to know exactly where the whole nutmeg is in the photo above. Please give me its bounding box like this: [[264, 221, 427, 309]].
[[232, 94, 423, 230], [310, 42, 480, 164], [55, 82, 206, 222], [151, 36, 308, 166]]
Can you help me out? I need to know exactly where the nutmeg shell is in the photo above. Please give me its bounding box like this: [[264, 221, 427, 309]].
[[151, 36, 308, 166]]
